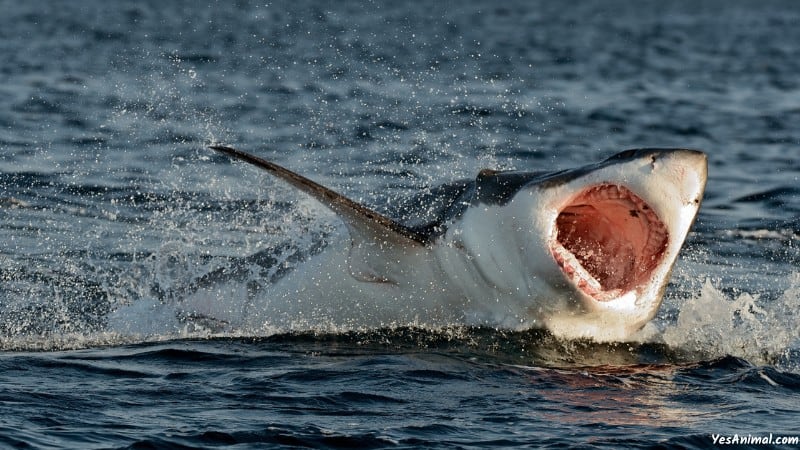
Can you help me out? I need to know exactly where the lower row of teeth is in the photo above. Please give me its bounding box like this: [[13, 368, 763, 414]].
[[553, 245, 602, 293]]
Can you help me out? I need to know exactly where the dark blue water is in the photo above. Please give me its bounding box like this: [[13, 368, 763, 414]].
[[2, 1, 799, 448]]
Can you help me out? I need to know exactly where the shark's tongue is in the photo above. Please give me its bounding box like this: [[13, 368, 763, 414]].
[[552, 184, 669, 301]]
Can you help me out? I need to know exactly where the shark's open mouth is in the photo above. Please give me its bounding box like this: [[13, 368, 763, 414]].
[[551, 184, 669, 301]]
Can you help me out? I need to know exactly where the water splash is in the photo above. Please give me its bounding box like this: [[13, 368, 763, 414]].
[[660, 273, 800, 369]]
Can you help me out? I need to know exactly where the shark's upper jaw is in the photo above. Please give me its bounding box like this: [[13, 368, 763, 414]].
[[550, 183, 669, 301]]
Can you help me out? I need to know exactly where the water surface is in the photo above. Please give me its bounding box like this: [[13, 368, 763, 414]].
[[1, 1, 799, 448]]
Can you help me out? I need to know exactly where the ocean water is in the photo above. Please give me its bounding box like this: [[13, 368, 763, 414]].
[[1, 0, 799, 448]]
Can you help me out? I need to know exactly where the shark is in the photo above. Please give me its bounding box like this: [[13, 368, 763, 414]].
[[204, 146, 707, 341]]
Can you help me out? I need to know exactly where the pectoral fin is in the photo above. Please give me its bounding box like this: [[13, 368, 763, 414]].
[[210, 145, 428, 283]]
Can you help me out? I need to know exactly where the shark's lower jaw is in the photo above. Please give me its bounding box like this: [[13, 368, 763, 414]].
[[550, 184, 669, 302]]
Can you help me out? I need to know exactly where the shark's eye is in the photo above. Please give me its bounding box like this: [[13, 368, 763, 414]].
[[551, 184, 669, 300]]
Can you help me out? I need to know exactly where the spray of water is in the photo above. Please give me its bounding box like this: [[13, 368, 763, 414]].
[[659, 274, 800, 368]]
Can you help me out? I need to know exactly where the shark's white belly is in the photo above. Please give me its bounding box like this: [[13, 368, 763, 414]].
[[224, 229, 560, 333], [236, 237, 463, 331]]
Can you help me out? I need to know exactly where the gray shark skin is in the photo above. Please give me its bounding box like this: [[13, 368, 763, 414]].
[[206, 146, 707, 341]]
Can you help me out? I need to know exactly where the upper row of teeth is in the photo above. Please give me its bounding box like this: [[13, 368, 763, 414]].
[[584, 184, 668, 261]]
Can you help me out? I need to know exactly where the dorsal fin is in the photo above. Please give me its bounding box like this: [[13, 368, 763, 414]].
[[210, 145, 428, 282]]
